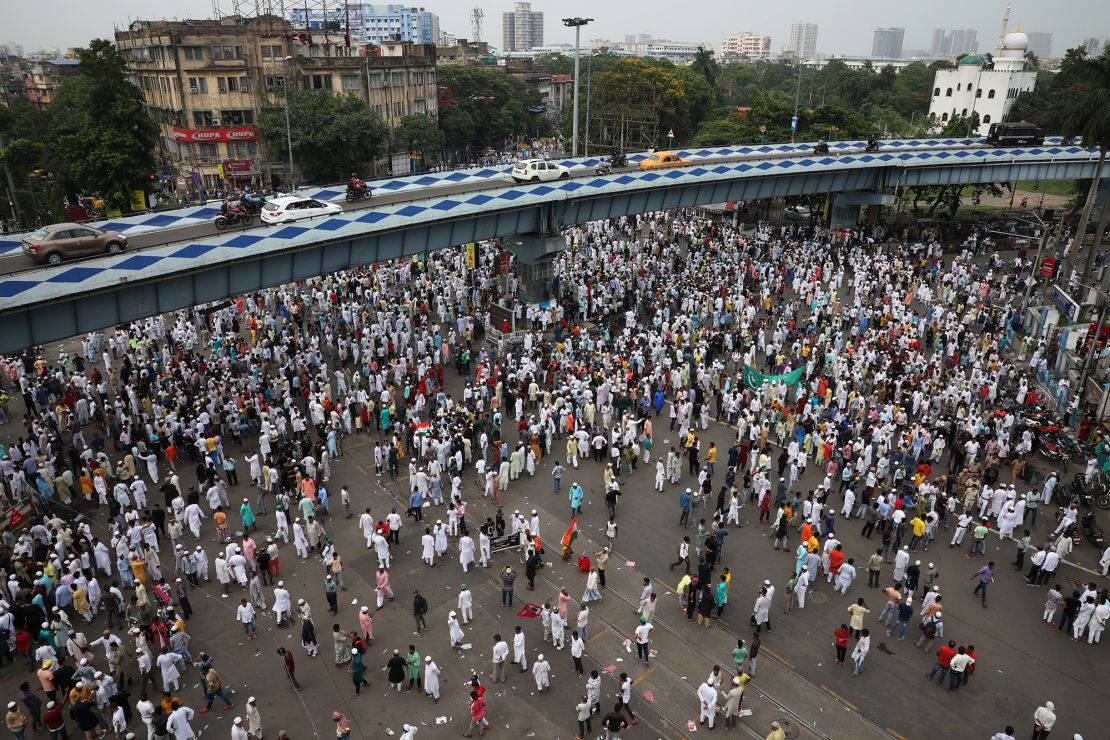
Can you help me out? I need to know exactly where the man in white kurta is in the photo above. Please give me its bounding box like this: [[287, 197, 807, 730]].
[[423, 656, 440, 701], [532, 654, 550, 692], [697, 680, 718, 728]]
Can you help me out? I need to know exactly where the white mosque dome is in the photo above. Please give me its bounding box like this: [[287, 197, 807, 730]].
[[1003, 28, 1028, 51]]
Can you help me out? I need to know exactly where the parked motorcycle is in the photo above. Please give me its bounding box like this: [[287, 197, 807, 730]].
[[214, 210, 253, 229], [1081, 511, 1105, 548]]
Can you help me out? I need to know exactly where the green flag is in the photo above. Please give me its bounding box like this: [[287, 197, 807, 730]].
[[743, 364, 805, 390]]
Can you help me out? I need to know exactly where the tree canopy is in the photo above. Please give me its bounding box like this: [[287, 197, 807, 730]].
[[47, 39, 159, 212], [259, 89, 389, 181]]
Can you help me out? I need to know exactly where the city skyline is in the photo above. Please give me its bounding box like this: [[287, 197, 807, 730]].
[[2, 0, 1103, 57]]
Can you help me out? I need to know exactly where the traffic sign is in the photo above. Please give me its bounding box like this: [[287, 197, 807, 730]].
[[790, 116, 798, 132]]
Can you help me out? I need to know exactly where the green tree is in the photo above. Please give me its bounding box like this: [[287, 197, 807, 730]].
[[393, 114, 445, 164], [692, 118, 748, 146], [259, 89, 389, 181], [436, 66, 538, 152], [47, 39, 159, 212], [581, 58, 686, 149], [690, 47, 720, 88], [1062, 46, 1110, 280], [672, 66, 719, 138]]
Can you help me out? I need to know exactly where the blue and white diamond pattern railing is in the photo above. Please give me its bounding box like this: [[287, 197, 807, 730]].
[[0, 142, 1095, 310], [0, 136, 1048, 256]]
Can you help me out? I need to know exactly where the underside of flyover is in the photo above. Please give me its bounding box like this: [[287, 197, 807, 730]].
[[0, 157, 1099, 354]]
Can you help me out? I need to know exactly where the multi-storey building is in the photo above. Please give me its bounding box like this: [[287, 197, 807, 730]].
[[721, 33, 772, 61], [288, 4, 440, 46], [501, 2, 544, 53], [115, 14, 437, 191], [785, 22, 818, 59], [872, 27, 905, 59], [22, 59, 80, 107]]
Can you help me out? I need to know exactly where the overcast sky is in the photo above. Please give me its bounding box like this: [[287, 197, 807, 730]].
[[4, 0, 1105, 57]]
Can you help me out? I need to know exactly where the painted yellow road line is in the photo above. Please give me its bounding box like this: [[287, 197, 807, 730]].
[[762, 646, 795, 670], [820, 684, 859, 711], [885, 728, 908, 740], [586, 631, 607, 646], [632, 666, 657, 686]]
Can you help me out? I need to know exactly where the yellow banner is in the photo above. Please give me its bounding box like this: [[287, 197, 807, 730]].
[[465, 242, 476, 269]]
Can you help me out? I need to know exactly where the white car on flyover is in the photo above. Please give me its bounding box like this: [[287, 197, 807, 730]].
[[510, 158, 570, 183], [261, 195, 343, 225]]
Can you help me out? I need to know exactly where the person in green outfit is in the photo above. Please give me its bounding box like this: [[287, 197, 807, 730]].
[[732, 639, 748, 676], [406, 645, 422, 691], [351, 647, 369, 696]]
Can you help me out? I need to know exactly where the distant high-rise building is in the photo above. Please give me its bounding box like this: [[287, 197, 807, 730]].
[[721, 32, 772, 60], [785, 22, 817, 58], [872, 27, 905, 58], [501, 2, 544, 53], [949, 29, 978, 56], [624, 34, 636, 44], [931, 29, 952, 56], [1083, 37, 1104, 55], [638, 33, 652, 43], [290, 4, 440, 47], [1025, 31, 1052, 58]]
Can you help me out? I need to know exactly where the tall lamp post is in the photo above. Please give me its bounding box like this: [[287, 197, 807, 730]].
[[562, 17, 593, 158], [282, 56, 297, 190]]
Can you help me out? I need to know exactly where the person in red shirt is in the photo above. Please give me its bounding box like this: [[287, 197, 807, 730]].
[[827, 545, 845, 583], [962, 644, 976, 686], [834, 625, 851, 665], [927, 640, 957, 685], [463, 690, 487, 738]]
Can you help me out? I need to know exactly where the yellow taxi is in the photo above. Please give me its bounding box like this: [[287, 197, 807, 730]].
[[638, 151, 689, 170]]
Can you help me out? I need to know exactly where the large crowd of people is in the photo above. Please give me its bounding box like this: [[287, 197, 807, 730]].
[[0, 206, 1106, 740]]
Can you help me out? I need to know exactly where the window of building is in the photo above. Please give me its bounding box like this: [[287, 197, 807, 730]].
[[956, 83, 961, 91], [183, 46, 205, 61], [265, 75, 286, 90], [188, 77, 208, 94], [987, 89, 996, 99], [390, 72, 405, 86], [982, 115, 992, 124], [369, 73, 384, 89], [412, 72, 424, 85], [192, 110, 215, 127], [414, 98, 427, 114], [303, 74, 332, 90], [341, 74, 360, 91], [220, 109, 254, 125], [197, 142, 218, 160], [239, 76, 250, 92], [227, 141, 258, 158], [260, 45, 284, 61], [212, 45, 244, 60], [975, 88, 982, 98], [961, 108, 968, 116], [217, 77, 226, 93], [945, 88, 952, 97], [934, 87, 940, 96], [393, 101, 403, 117], [941, 112, 949, 121]]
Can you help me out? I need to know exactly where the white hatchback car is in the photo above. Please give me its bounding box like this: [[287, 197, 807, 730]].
[[510, 159, 570, 183], [261, 195, 343, 224]]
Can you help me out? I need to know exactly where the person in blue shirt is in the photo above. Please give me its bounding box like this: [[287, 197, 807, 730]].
[[569, 483, 584, 518], [409, 489, 424, 521], [678, 489, 692, 528]]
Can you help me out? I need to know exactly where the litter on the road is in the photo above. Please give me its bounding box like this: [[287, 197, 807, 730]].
[[435, 717, 447, 725], [643, 690, 655, 702]]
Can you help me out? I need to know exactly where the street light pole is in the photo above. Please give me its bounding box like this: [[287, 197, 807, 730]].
[[562, 17, 593, 158], [791, 67, 802, 143], [283, 56, 296, 190]]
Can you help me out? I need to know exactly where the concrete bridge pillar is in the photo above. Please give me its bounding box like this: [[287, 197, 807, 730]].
[[506, 233, 566, 304], [829, 191, 897, 228]]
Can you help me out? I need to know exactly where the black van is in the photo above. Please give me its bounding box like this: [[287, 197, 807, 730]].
[[985, 122, 1045, 146]]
